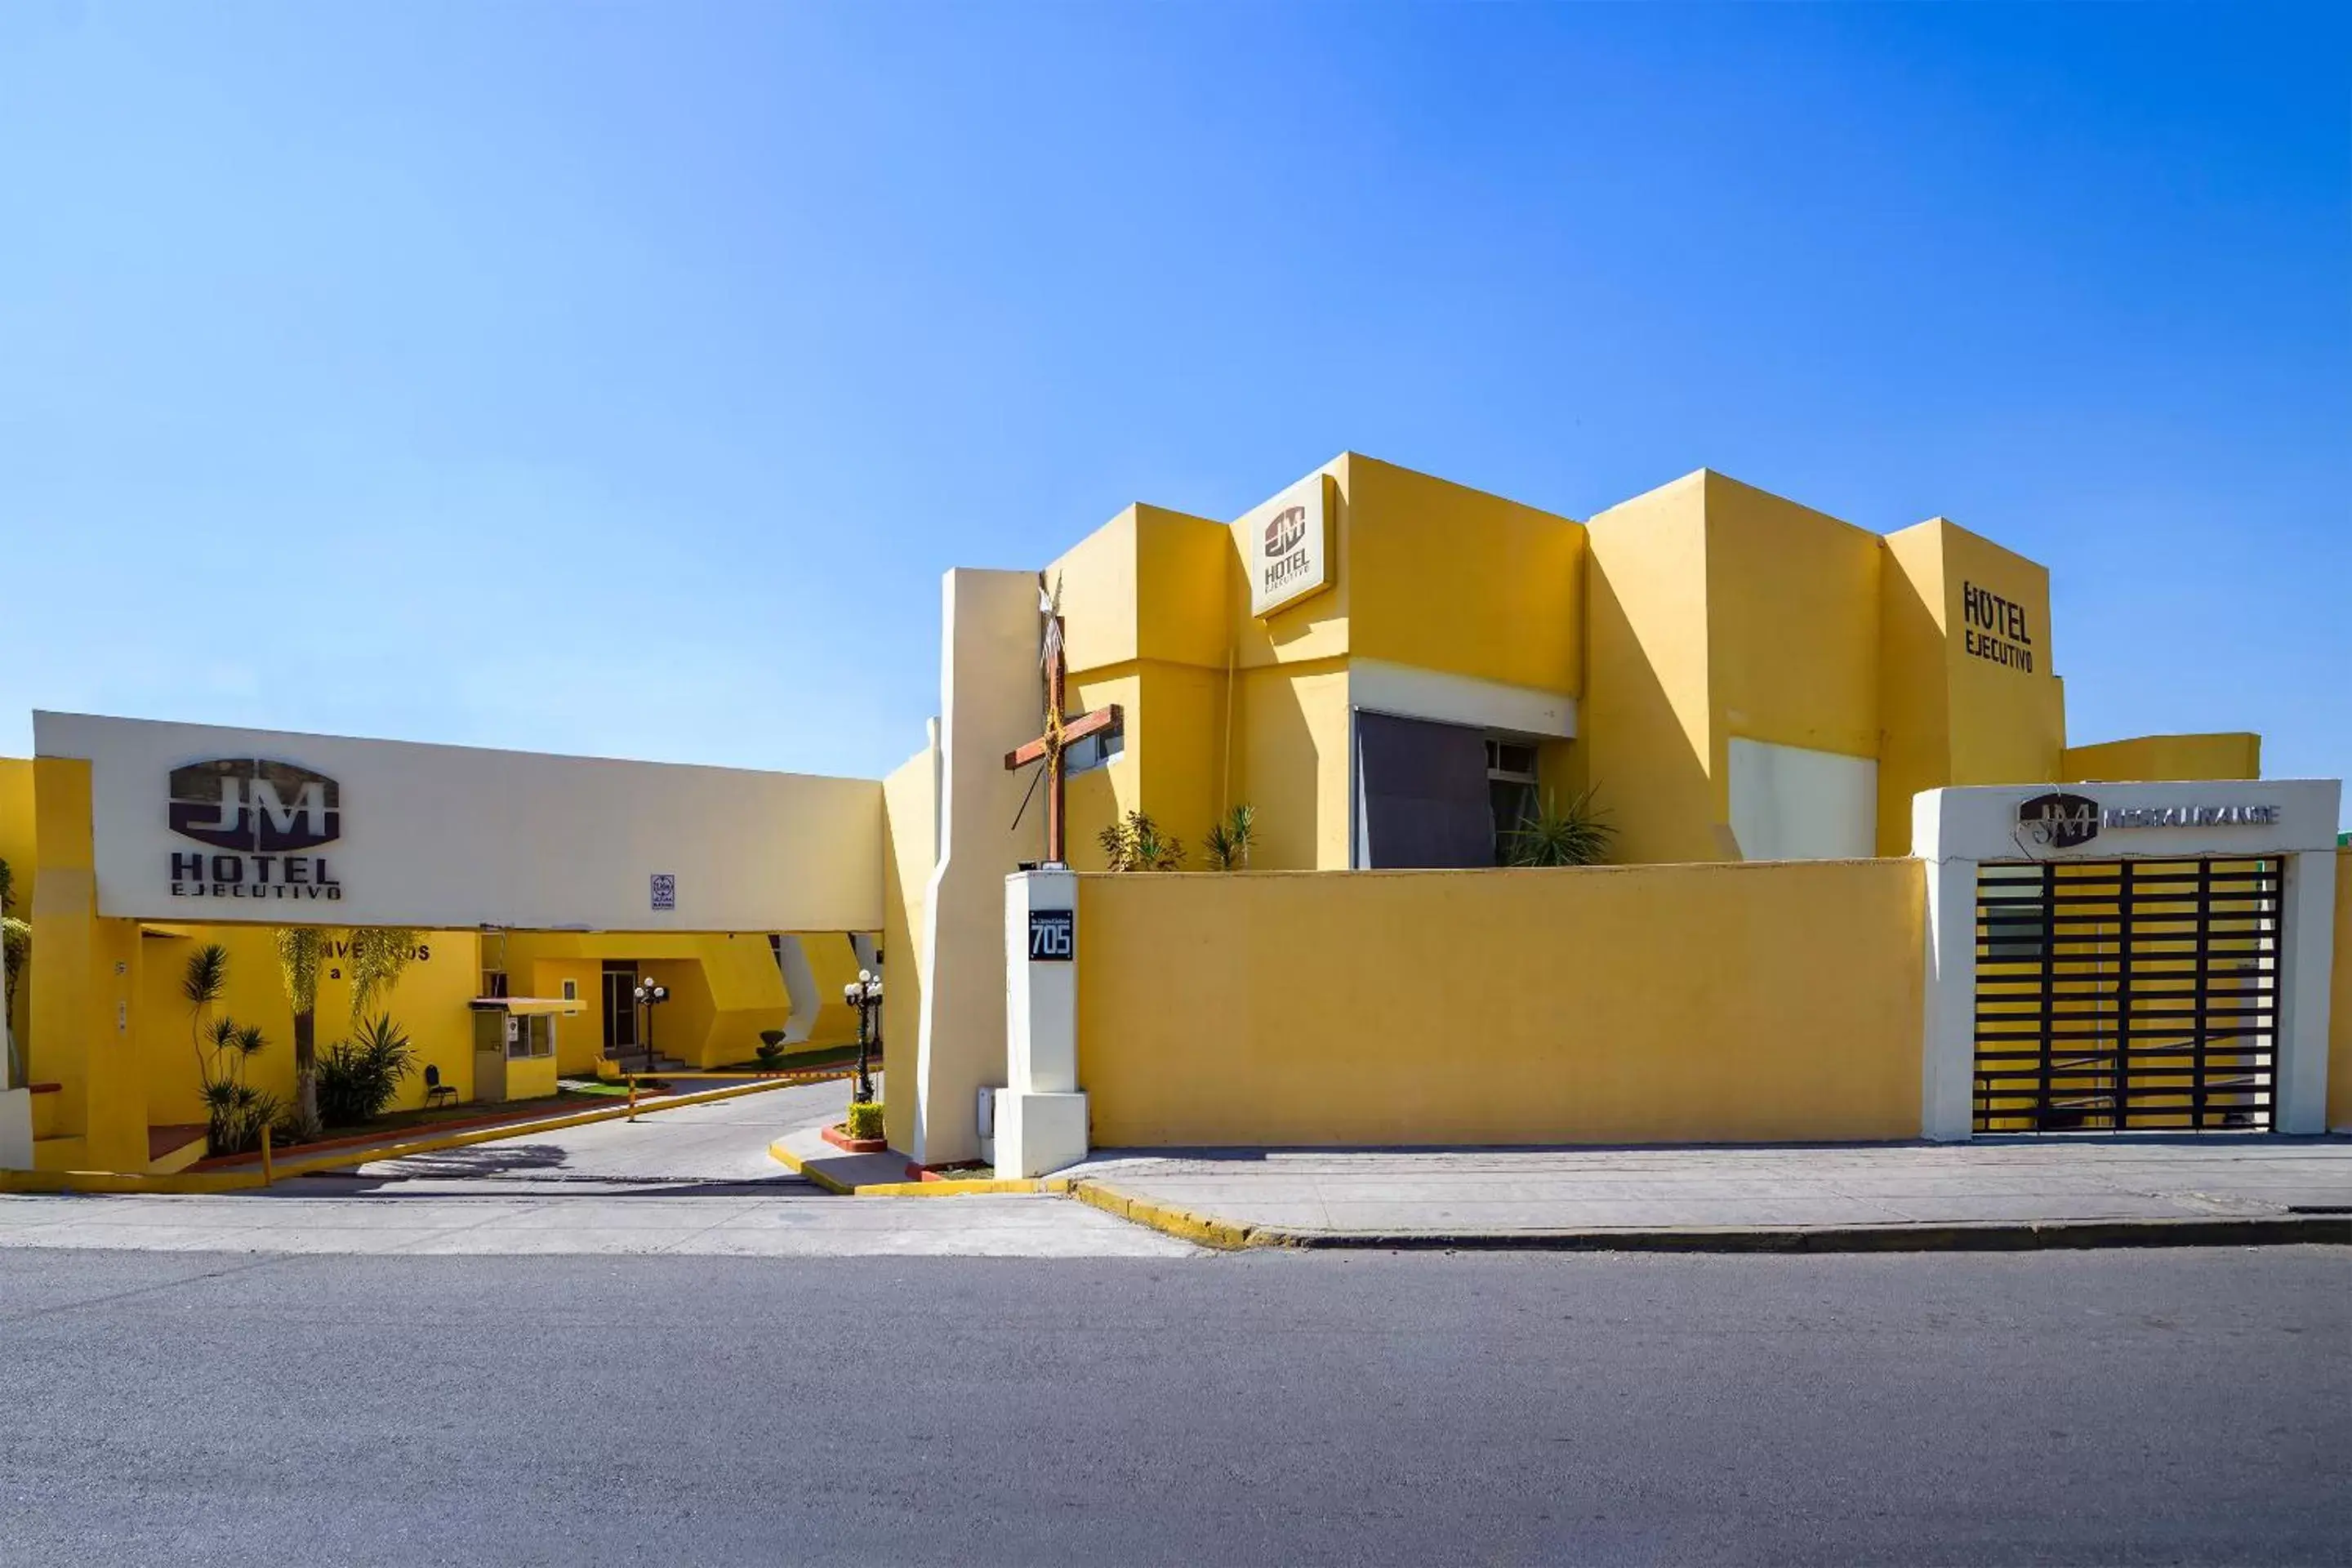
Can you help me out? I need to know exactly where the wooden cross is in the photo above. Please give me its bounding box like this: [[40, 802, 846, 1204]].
[[1003, 604, 1120, 867]]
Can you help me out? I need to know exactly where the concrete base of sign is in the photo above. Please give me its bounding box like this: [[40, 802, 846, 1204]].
[[994, 1090, 1089, 1180], [0, 1088, 31, 1171]]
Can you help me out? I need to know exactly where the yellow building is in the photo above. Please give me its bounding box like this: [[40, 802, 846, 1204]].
[[1031, 454, 2245, 878], [2, 451, 2329, 1178]]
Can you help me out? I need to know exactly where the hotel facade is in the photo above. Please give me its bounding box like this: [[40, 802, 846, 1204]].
[[3, 456, 2344, 1177]]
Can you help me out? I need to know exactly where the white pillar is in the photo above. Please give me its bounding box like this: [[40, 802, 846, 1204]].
[[2275, 849, 2336, 1135], [1921, 853, 1980, 1142], [996, 869, 1088, 1178]]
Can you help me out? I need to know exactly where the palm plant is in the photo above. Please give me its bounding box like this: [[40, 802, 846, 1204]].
[[345, 928, 421, 1022], [273, 928, 324, 1134], [1, 857, 26, 1088], [196, 1014, 273, 1154], [1203, 804, 1257, 871], [1504, 786, 1616, 867], [318, 1013, 418, 1127], [182, 942, 229, 1078], [1098, 809, 1185, 871]]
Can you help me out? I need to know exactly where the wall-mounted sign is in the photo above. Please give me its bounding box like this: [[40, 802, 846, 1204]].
[[1027, 907, 1074, 961], [2018, 790, 2281, 851], [166, 758, 345, 903], [650, 873, 676, 911], [1961, 581, 2035, 673], [1243, 473, 1334, 618]]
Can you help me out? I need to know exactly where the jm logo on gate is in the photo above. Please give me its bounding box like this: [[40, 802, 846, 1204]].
[[2016, 791, 2100, 850]]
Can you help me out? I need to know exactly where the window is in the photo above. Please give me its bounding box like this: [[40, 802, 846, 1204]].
[[1066, 715, 1125, 776], [1486, 737, 1540, 865], [506, 1013, 554, 1059], [561, 978, 577, 1002], [479, 969, 509, 1000]]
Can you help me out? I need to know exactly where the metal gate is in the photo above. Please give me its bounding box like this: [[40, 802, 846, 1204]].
[[1973, 857, 2283, 1134]]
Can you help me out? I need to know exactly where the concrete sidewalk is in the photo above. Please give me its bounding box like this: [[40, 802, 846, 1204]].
[[1057, 1138, 2352, 1250]]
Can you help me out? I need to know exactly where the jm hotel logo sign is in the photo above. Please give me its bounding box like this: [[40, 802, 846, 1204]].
[[167, 758, 345, 902], [2017, 791, 2280, 851], [1248, 474, 1332, 618]]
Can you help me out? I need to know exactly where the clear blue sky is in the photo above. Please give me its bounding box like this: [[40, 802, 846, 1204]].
[[3, 2, 2345, 823]]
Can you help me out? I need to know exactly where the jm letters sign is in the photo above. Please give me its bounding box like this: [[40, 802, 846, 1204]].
[[167, 758, 344, 902], [1027, 907, 1075, 962], [2017, 790, 2279, 851], [1246, 474, 1332, 618]]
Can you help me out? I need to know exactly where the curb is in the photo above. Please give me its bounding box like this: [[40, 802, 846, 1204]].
[[765, 1138, 1055, 1197], [1066, 1181, 2352, 1253]]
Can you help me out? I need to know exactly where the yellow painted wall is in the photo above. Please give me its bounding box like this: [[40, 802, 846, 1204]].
[[1877, 521, 1953, 855], [1346, 454, 1585, 696], [503, 931, 795, 1068], [2064, 733, 2261, 783], [131, 925, 483, 1129], [1232, 657, 1352, 870], [880, 740, 935, 1152], [1936, 519, 2066, 787], [1077, 859, 1925, 1146], [1581, 474, 1726, 863], [1708, 473, 1882, 762], [2328, 849, 2350, 1134]]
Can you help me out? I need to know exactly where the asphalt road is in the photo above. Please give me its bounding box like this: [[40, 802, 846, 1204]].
[[2, 1246, 2345, 1566]]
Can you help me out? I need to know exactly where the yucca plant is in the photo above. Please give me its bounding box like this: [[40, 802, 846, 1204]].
[[182, 942, 229, 1079], [318, 1013, 418, 1127], [1, 856, 26, 1088], [1504, 786, 1616, 867], [1098, 810, 1185, 871], [1203, 804, 1257, 871]]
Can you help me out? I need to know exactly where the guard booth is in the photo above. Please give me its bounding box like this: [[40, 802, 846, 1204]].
[[470, 998, 566, 1104], [1918, 780, 2341, 1141]]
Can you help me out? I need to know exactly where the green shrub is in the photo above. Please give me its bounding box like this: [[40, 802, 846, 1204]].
[[844, 1101, 884, 1141], [203, 1079, 280, 1156], [755, 1029, 789, 1068], [318, 1013, 418, 1127]]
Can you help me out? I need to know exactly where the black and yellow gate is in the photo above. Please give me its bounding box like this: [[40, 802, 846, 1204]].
[[1973, 857, 2283, 1134]]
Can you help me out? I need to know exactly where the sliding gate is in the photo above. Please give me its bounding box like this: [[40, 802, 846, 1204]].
[[1973, 857, 2283, 1134]]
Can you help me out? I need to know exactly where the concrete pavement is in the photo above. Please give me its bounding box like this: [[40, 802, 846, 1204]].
[[0, 1080, 1192, 1258], [1059, 1137, 2352, 1248]]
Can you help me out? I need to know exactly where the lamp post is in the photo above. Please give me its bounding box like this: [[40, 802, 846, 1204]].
[[631, 978, 670, 1071], [842, 969, 882, 1103]]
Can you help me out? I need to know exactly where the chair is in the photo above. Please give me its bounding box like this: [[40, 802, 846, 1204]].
[[423, 1063, 458, 1110]]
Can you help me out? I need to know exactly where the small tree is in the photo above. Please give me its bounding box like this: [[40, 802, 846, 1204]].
[[1503, 786, 1615, 867], [1098, 810, 1185, 871], [1, 858, 27, 1087], [1203, 804, 1257, 871], [317, 1014, 417, 1127], [274, 928, 325, 1134]]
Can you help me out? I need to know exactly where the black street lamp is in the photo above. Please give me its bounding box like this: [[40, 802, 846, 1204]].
[[842, 969, 882, 1103], [631, 978, 670, 1071]]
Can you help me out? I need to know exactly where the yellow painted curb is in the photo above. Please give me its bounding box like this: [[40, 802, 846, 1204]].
[[0, 1168, 267, 1196], [1070, 1179, 1267, 1250], [764, 1137, 1045, 1196]]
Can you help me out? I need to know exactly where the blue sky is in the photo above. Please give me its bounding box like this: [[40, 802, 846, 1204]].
[[2, 2, 2345, 822]]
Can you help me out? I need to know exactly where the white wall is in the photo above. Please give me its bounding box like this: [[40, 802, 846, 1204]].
[[36, 710, 883, 933], [910, 570, 1045, 1166], [1727, 737, 1877, 861]]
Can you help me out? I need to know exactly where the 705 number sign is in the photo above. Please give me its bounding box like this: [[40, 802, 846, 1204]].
[[1027, 908, 1074, 962]]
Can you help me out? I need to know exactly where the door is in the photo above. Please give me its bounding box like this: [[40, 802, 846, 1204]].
[[600, 962, 638, 1058]]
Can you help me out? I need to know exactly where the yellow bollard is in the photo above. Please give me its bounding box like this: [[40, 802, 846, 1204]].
[[261, 1124, 274, 1187], [627, 1074, 638, 1121]]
